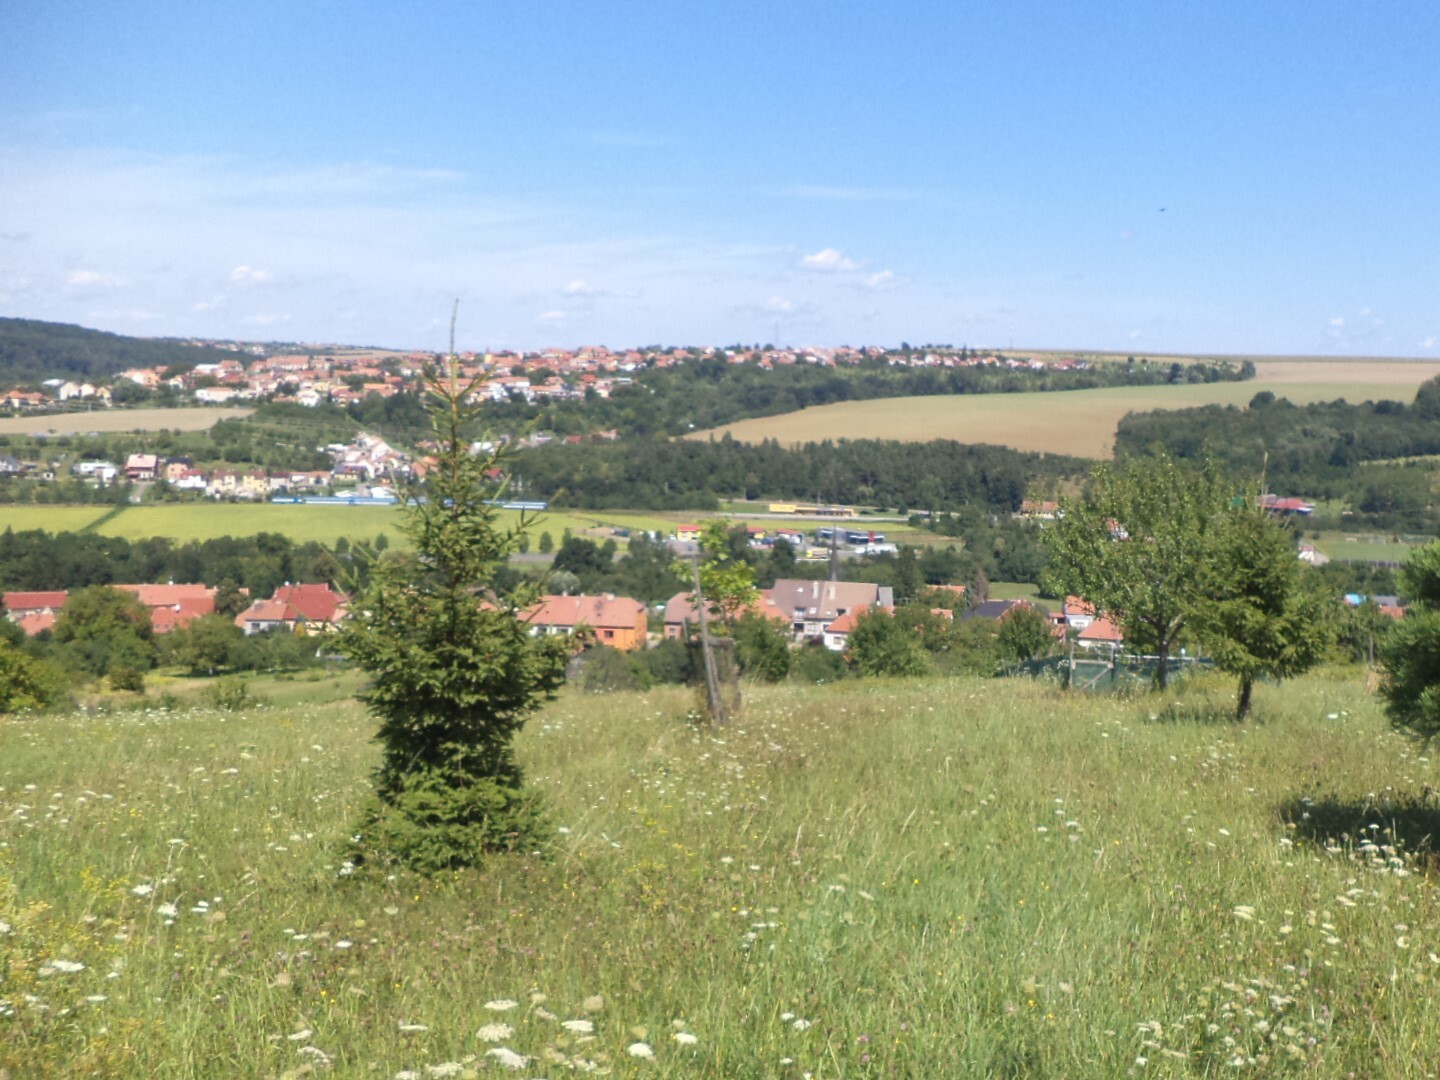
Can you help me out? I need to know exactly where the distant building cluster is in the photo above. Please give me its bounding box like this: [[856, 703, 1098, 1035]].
[[2, 342, 1092, 415]]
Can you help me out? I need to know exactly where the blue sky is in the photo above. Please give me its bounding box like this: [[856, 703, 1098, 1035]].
[[2, 1, 1437, 355]]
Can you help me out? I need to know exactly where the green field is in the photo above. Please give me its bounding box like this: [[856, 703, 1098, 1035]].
[[0, 505, 114, 532], [696, 359, 1440, 458], [73, 503, 674, 546], [6, 672, 1440, 1075], [1314, 535, 1425, 564]]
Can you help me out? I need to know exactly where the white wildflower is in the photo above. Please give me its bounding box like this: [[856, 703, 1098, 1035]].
[[131, 884, 154, 897], [792, 1018, 812, 1031], [485, 1046, 529, 1069], [287, 1028, 313, 1042], [477, 1022, 513, 1042], [673, 1031, 699, 1045], [562, 1019, 595, 1034], [484, 998, 519, 1011], [398, 1022, 429, 1033], [627, 1042, 654, 1059]]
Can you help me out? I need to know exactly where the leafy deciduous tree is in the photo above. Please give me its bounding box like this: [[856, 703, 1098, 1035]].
[[1190, 501, 1335, 718], [52, 585, 155, 679], [846, 609, 929, 678], [1044, 454, 1229, 690]]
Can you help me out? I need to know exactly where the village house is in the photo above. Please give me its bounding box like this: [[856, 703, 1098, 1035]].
[[522, 594, 649, 651], [233, 583, 348, 636], [125, 453, 159, 481], [769, 579, 896, 644], [661, 590, 789, 640]]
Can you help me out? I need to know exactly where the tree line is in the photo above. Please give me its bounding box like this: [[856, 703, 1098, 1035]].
[[0, 528, 350, 596], [516, 435, 1082, 512], [477, 353, 1250, 438], [0, 316, 242, 384], [1114, 381, 1440, 530]]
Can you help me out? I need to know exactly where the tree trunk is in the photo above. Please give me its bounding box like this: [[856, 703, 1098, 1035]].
[[1237, 677, 1254, 720], [1155, 634, 1170, 692]]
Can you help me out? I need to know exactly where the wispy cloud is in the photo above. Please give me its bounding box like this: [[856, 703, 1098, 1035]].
[[229, 265, 272, 284], [801, 247, 859, 272], [67, 269, 126, 288]]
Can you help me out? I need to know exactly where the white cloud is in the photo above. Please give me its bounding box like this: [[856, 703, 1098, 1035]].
[[229, 265, 272, 284], [537, 309, 566, 322], [764, 296, 797, 314], [564, 279, 595, 296], [801, 248, 858, 272], [1329, 316, 1345, 327], [1422, 336, 1436, 349], [863, 270, 903, 290], [67, 269, 124, 287]]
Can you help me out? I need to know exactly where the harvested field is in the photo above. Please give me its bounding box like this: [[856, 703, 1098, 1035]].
[[696, 358, 1440, 458], [0, 406, 252, 436]]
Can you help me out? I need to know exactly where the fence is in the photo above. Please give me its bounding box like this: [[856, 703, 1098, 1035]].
[[1006, 652, 1210, 692]]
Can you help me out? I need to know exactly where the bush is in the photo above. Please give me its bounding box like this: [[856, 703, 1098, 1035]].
[[579, 645, 648, 693], [107, 665, 146, 693], [203, 675, 254, 711], [791, 644, 848, 684]]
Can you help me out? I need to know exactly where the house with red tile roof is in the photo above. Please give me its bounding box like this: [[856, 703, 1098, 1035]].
[[522, 594, 648, 651], [4, 591, 69, 619], [233, 583, 347, 636], [662, 590, 789, 640]]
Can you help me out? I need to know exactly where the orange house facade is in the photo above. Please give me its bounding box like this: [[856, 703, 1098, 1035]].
[[522, 594, 649, 651]]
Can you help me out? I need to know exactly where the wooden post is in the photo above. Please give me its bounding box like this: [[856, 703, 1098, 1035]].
[[691, 559, 727, 726]]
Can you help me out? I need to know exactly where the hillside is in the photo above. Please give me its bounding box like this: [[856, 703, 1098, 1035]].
[[4, 673, 1440, 1075], [0, 317, 245, 385], [694, 359, 1440, 458]]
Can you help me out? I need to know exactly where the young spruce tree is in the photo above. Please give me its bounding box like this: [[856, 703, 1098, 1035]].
[[337, 344, 567, 872]]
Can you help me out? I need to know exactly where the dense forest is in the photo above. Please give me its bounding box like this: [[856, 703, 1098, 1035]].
[[0, 317, 243, 384], [513, 436, 1084, 512], [1115, 380, 1440, 530], [478, 354, 1251, 438]]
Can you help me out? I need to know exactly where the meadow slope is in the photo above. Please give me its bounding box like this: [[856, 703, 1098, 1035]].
[[4, 673, 1439, 1076]]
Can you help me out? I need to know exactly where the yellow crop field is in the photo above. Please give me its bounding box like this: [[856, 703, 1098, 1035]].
[[695, 358, 1440, 458], [0, 406, 253, 436]]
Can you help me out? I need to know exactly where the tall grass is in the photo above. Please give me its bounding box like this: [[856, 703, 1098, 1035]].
[[3, 672, 1438, 1076]]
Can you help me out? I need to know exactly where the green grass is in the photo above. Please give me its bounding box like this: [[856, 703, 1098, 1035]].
[[6, 671, 1440, 1075], [79, 504, 675, 547], [0, 505, 114, 533], [1309, 532, 1426, 564], [988, 581, 1058, 611]]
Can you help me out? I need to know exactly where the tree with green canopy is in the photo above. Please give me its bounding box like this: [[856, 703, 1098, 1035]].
[[1044, 453, 1230, 690], [1379, 541, 1440, 740], [1189, 499, 1335, 718], [335, 329, 568, 872], [52, 585, 155, 679]]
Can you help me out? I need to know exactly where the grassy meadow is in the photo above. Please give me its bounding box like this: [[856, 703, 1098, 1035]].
[[0, 504, 674, 548], [6, 671, 1440, 1076], [0, 506, 115, 533], [695, 359, 1440, 458]]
